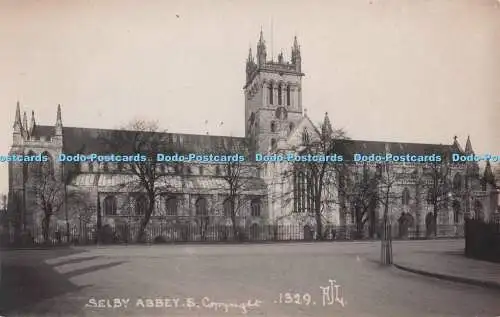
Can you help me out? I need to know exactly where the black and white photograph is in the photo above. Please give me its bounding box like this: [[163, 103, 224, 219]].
[[0, 0, 499, 316]]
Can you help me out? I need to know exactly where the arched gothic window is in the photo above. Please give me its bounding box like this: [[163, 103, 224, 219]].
[[278, 83, 282, 105], [452, 200, 461, 224], [135, 195, 147, 215], [223, 198, 232, 217], [40, 151, 54, 178], [268, 83, 273, 105], [165, 196, 178, 216], [402, 188, 410, 205], [302, 128, 310, 144], [270, 121, 276, 132], [104, 195, 117, 215], [474, 200, 484, 221], [289, 123, 294, 133], [271, 138, 277, 150], [294, 169, 312, 213], [275, 107, 288, 120], [286, 86, 291, 106], [196, 197, 208, 216], [251, 199, 261, 217], [426, 190, 434, 205], [26, 151, 38, 179], [453, 173, 462, 192]]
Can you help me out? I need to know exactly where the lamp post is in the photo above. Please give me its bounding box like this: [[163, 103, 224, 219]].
[[95, 173, 102, 245]]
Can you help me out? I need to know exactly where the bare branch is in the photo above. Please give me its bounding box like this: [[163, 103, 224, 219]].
[[97, 119, 181, 242]]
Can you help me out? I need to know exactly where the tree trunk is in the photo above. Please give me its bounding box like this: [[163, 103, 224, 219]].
[[42, 214, 52, 244], [380, 213, 393, 265], [136, 217, 148, 243], [368, 207, 376, 238], [136, 203, 154, 243], [414, 181, 421, 239], [432, 204, 438, 237], [380, 190, 393, 265], [64, 184, 70, 243], [96, 194, 102, 245], [315, 208, 323, 241], [355, 206, 365, 239], [230, 199, 239, 240]]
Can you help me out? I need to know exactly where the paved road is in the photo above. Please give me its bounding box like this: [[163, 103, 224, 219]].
[[1, 240, 499, 317]]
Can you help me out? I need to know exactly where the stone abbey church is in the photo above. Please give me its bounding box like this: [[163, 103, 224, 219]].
[[7, 31, 499, 241]]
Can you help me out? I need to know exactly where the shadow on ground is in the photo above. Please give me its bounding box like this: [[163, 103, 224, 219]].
[[0, 248, 126, 316]]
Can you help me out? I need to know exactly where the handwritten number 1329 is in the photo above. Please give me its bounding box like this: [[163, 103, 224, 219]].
[[278, 293, 312, 305]]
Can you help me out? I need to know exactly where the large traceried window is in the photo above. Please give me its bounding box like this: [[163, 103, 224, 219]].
[[250, 199, 261, 217], [294, 168, 315, 213]]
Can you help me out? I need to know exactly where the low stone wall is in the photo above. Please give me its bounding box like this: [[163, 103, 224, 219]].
[[465, 218, 500, 263]]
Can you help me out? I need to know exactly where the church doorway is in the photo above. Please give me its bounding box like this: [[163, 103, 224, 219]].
[[474, 201, 484, 221], [303, 225, 314, 241], [398, 212, 414, 239], [425, 212, 436, 237]]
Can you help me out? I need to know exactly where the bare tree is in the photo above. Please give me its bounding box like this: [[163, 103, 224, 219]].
[[208, 137, 256, 240], [30, 163, 65, 243], [99, 120, 179, 242], [342, 162, 379, 239], [421, 149, 452, 237], [277, 117, 350, 240], [374, 161, 403, 265]]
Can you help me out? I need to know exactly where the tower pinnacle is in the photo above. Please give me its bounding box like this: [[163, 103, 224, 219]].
[[291, 36, 301, 72], [13, 101, 21, 130], [465, 135, 474, 154], [55, 104, 63, 135], [257, 30, 267, 66], [321, 112, 333, 140], [22, 111, 28, 135], [30, 110, 36, 133]]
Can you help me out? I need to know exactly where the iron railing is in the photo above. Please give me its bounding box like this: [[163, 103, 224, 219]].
[[0, 222, 466, 246]]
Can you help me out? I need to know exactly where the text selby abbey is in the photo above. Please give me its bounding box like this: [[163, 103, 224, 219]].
[[6, 30, 500, 240]]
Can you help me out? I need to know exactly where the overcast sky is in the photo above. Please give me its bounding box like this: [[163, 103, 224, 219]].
[[1, 0, 499, 195]]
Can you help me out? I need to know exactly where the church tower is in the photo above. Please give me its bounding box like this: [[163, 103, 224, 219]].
[[244, 31, 305, 155], [7, 102, 65, 232]]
